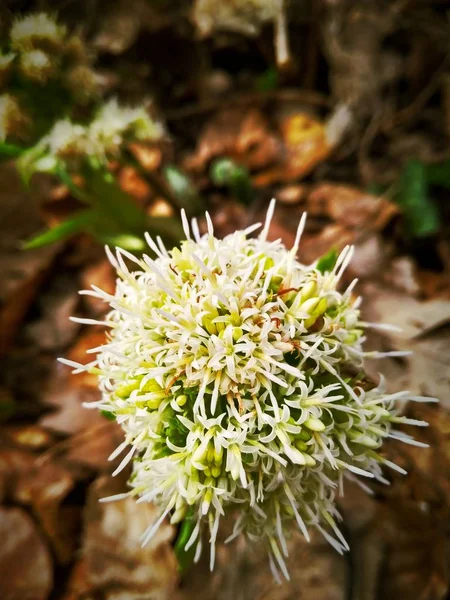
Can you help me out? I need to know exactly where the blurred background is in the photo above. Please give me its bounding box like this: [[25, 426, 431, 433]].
[[0, 1, 449, 599]]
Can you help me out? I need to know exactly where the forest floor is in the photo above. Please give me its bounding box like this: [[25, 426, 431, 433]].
[[1, 1, 450, 599]]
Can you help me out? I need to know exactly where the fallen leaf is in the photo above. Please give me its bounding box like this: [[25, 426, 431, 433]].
[[253, 112, 331, 187], [83, 475, 178, 600], [0, 164, 60, 357], [0, 507, 53, 600], [21, 461, 78, 564], [178, 526, 348, 600], [80, 260, 116, 316], [185, 108, 279, 174], [306, 183, 398, 231], [25, 273, 80, 351], [362, 285, 450, 402]]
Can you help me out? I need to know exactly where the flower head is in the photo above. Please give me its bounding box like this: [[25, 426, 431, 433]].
[[89, 98, 164, 155], [63, 201, 433, 578], [10, 13, 66, 51], [22, 99, 164, 175], [19, 49, 56, 83]]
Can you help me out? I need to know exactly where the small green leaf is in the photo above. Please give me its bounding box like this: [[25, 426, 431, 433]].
[[255, 67, 279, 92], [23, 210, 94, 249], [0, 141, 24, 157], [101, 410, 116, 421], [316, 248, 338, 274], [210, 158, 253, 205], [164, 165, 204, 213], [16, 144, 54, 185], [397, 158, 440, 238]]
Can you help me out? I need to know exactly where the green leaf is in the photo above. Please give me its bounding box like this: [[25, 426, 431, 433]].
[[100, 233, 146, 252], [16, 144, 52, 185], [396, 158, 440, 238], [0, 141, 24, 158], [23, 210, 95, 249], [164, 165, 204, 213], [255, 67, 279, 92], [84, 165, 183, 250], [101, 410, 116, 421], [316, 248, 338, 274], [210, 158, 253, 205], [55, 164, 91, 203], [174, 510, 197, 574]]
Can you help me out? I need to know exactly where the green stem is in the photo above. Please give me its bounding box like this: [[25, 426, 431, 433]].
[[174, 512, 198, 575], [0, 141, 24, 157]]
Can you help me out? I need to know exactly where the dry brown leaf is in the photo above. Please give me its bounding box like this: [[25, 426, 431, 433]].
[[129, 143, 163, 172], [118, 166, 151, 203], [83, 475, 178, 600], [39, 365, 104, 435], [253, 113, 331, 187], [178, 527, 347, 600], [185, 107, 279, 174], [362, 286, 450, 402], [20, 461, 78, 564], [0, 507, 53, 600], [0, 165, 60, 357], [0, 447, 35, 504], [64, 421, 125, 472], [306, 184, 398, 231], [80, 259, 116, 316], [25, 273, 80, 351]]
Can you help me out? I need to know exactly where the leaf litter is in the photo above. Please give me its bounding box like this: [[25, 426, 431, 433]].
[[1, 2, 450, 599]]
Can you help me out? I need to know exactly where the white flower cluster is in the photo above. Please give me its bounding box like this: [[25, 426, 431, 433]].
[[63, 202, 433, 579], [0, 13, 100, 143], [23, 99, 164, 173], [10, 12, 67, 51]]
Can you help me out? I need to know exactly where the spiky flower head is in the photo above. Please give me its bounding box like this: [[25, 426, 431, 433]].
[[10, 13, 66, 52], [20, 99, 164, 176], [88, 99, 164, 154], [19, 49, 56, 83], [63, 201, 432, 579]]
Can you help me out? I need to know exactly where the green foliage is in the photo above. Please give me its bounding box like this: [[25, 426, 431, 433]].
[[163, 165, 204, 214], [101, 410, 116, 421], [255, 67, 279, 92], [23, 164, 183, 251], [174, 509, 197, 573], [396, 159, 440, 238], [210, 157, 253, 205], [316, 248, 338, 274]]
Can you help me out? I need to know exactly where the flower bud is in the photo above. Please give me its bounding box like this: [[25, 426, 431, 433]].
[[304, 417, 326, 432]]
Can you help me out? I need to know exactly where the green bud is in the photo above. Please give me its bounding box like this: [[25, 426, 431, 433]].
[[300, 280, 317, 301], [176, 394, 187, 407], [300, 297, 321, 315]]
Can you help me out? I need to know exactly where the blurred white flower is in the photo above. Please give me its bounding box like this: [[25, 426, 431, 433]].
[[89, 99, 164, 155], [62, 201, 433, 579], [10, 13, 66, 51], [19, 49, 55, 83]]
